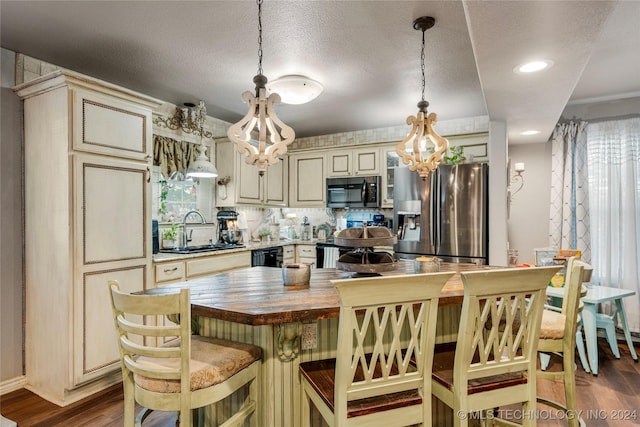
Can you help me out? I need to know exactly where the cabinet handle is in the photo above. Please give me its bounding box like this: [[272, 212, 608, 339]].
[[164, 267, 178, 273], [146, 167, 151, 183]]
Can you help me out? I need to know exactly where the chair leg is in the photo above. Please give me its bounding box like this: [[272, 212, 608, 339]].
[[603, 319, 620, 358], [178, 410, 192, 427], [539, 352, 551, 370], [575, 326, 590, 373], [122, 376, 136, 427], [562, 349, 579, 427], [249, 370, 259, 427]]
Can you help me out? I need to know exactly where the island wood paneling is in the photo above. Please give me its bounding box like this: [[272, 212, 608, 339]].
[[144, 262, 484, 426]]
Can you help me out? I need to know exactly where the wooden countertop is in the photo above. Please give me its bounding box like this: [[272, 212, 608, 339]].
[[144, 261, 491, 326]]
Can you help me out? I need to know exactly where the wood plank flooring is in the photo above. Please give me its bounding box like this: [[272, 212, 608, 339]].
[[2, 340, 639, 426]]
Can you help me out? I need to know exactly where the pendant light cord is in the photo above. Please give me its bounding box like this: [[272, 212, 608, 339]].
[[257, 0, 263, 76], [420, 28, 426, 103]]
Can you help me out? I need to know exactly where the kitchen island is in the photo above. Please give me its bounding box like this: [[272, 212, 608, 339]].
[[145, 262, 485, 426]]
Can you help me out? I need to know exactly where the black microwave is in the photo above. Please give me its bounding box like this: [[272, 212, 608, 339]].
[[326, 176, 381, 208]]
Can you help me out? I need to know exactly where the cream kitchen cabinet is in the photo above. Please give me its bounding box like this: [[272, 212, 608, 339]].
[[381, 145, 401, 208], [282, 245, 296, 264], [216, 140, 287, 207], [296, 244, 317, 267], [15, 70, 161, 406], [327, 146, 380, 177], [154, 251, 251, 285], [289, 151, 326, 207]]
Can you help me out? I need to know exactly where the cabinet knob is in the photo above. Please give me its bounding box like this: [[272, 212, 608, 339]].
[[164, 267, 178, 273]]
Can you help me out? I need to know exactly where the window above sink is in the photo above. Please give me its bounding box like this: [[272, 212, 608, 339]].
[[152, 165, 214, 223]]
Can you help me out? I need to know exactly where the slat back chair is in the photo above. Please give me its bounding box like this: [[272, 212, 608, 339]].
[[537, 258, 589, 427], [299, 271, 454, 427], [109, 280, 261, 427], [431, 266, 561, 427]]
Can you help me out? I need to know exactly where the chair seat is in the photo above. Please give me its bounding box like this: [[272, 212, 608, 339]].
[[134, 336, 261, 393], [539, 309, 566, 339], [299, 358, 422, 418], [432, 344, 527, 395]]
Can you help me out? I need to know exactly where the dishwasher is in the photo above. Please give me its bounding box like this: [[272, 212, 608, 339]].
[[251, 246, 283, 267]]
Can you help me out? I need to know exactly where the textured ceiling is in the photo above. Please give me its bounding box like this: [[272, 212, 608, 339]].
[[1, 1, 638, 144]]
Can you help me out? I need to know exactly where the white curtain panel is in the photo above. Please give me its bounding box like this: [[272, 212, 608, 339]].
[[549, 121, 591, 262], [587, 117, 640, 333]]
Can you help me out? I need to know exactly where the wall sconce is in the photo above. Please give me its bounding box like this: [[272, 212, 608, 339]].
[[216, 176, 231, 200], [507, 160, 525, 217], [511, 162, 525, 197], [153, 100, 215, 140]]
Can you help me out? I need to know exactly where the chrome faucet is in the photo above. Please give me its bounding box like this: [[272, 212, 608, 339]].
[[182, 210, 206, 248]]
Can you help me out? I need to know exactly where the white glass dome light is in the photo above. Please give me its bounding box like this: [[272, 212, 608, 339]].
[[266, 75, 324, 105]]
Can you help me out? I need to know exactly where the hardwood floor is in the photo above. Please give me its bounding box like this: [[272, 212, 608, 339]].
[[2, 340, 639, 426]]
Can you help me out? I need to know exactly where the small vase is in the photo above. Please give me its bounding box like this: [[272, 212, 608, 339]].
[[261, 236, 270, 243], [162, 239, 175, 249]]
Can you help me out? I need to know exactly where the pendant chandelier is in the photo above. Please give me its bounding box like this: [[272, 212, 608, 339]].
[[227, 0, 295, 176], [185, 101, 218, 178], [395, 16, 449, 180]]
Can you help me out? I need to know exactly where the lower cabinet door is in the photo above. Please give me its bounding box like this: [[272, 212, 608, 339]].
[[74, 264, 148, 386]]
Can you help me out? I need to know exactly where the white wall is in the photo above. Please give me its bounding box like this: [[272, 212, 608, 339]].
[[488, 121, 508, 266], [507, 142, 553, 265], [1, 48, 24, 383]]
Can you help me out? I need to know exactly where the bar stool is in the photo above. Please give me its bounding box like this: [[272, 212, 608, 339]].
[[299, 272, 454, 426], [431, 266, 560, 427], [537, 258, 589, 427], [109, 281, 261, 427]]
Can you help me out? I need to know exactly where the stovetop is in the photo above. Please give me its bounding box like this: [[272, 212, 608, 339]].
[[159, 243, 245, 254]]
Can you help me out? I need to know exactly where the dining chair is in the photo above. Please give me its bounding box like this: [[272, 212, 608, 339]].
[[299, 271, 455, 427], [431, 266, 560, 427], [108, 280, 261, 427], [537, 258, 589, 427]]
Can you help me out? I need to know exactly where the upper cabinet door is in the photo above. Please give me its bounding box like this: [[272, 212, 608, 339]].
[[326, 147, 380, 177], [327, 151, 352, 177], [263, 158, 288, 206], [72, 89, 152, 161], [236, 157, 262, 205], [75, 153, 149, 266], [289, 152, 326, 207], [353, 147, 380, 175]]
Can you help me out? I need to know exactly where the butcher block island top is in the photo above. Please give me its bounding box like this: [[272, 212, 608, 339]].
[[145, 261, 491, 325]]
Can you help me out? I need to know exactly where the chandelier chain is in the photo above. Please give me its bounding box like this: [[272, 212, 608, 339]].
[[420, 29, 426, 103], [257, 0, 263, 75]]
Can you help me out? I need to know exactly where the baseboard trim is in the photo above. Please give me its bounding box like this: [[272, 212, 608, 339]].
[[0, 376, 26, 396]]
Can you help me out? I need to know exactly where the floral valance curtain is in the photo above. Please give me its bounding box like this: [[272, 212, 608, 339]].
[[153, 135, 200, 179]]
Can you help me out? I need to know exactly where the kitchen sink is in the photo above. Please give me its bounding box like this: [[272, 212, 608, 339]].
[[159, 243, 245, 254]]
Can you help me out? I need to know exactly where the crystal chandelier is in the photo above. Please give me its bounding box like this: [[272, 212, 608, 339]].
[[395, 16, 449, 180], [227, 0, 295, 176]]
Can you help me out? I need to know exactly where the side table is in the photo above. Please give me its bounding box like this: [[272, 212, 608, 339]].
[[546, 285, 638, 375]]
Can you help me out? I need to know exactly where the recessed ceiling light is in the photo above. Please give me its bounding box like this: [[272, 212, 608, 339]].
[[514, 60, 554, 74], [266, 75, 324, 105], [521, 130, 541, 136]]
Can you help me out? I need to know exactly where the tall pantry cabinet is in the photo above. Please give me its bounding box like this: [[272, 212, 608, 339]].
[[15, 70, 162, 405]]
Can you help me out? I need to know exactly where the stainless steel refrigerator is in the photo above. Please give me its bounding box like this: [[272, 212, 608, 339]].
[[393, 163, 489, 264]]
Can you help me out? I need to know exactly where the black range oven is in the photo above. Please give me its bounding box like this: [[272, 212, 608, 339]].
[[251, 246, 283, 267]]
